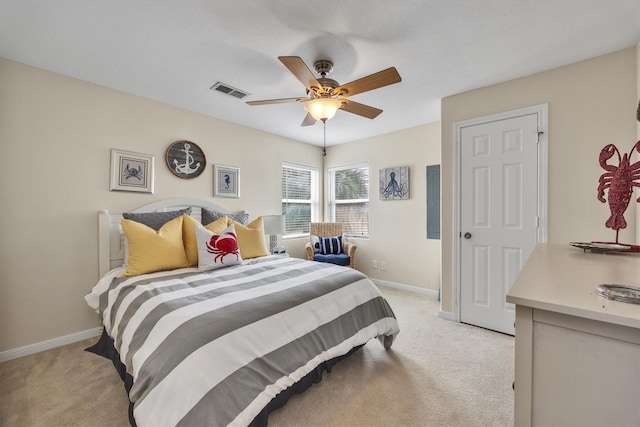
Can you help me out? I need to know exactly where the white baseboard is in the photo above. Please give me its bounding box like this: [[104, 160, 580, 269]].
[[439, 310, 455, 321], [0, 327, 102, 363], [372, 279, 439, 297], [374, 280, 457, 323]]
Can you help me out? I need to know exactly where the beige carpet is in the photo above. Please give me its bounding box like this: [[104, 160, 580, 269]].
[[0, 287, 514, 427]]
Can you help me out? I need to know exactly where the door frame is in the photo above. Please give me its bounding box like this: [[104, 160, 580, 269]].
[[453, 104, 548, 323]]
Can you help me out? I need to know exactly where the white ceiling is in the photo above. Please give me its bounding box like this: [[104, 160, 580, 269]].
[[1, 1, 639, 146]]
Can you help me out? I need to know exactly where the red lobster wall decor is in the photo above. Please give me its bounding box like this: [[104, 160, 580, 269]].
[[597, 141, 640, 246]]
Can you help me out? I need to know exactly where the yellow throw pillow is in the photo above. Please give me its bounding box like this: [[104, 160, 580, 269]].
[[203, 215, 232, 233], [232, 216, 270, 259], [182, 214, 200, 267], [120, 215, 189, 277]]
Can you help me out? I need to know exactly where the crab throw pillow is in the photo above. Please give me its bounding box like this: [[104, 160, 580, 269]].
[[195, 223, 243, 270]]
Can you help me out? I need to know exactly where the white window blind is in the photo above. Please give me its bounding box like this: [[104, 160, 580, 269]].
[[282, 162, 318, 236], [327, 162, 369, 237]]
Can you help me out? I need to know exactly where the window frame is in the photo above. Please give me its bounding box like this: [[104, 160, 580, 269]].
[[327, 161, 370, 239], [281, 162, 319, 239]]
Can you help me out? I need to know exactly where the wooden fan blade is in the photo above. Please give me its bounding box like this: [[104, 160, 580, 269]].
[[246, 97, 307, 106], [301, 112, 317, 127], [279, 56, 324, 94], [340, 99, 382, 119], [336, 67, 401, 97]]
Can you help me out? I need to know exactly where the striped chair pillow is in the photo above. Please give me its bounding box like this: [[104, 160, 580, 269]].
[[320, 235, 344, 255]]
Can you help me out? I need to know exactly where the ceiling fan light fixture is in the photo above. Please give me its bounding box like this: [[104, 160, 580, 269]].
[[304, 98, 342, 122]]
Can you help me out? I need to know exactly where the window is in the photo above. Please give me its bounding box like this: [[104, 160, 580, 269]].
[[281, 162, 319, 237], [327, 162, 369, 237]]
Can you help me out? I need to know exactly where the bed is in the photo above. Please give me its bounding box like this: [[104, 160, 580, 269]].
[[85, 198, 400, 427]]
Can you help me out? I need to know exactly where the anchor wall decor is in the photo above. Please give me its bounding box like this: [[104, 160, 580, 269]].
[[165, 140, 206, 179]]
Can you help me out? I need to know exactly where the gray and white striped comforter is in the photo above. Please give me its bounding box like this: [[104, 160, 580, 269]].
[[92, 255, 399, 426]]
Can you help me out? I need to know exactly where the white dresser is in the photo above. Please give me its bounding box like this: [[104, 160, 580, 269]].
[[506, 243, 640, 426]]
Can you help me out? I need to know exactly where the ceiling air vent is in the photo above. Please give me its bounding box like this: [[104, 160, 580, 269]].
[[210, 82, 250, 100]]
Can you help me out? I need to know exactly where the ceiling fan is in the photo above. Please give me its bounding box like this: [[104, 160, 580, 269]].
[[246, 56, 402, 126]]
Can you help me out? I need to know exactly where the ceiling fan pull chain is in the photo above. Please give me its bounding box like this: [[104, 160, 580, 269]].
[[322, 121, 327, 157]]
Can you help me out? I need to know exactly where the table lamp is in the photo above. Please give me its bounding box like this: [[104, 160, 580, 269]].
[[263, 215, 285, 254]]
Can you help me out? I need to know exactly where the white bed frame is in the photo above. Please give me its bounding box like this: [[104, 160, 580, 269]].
[[98, 198, 232, 277]]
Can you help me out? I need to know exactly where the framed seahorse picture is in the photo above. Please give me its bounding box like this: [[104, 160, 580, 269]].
[[379, 166, 409, 201], [214, 164, 240, 198], [109, 149, 155, 194]]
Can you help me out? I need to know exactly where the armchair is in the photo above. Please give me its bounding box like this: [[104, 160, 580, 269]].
[[305, 222, 356, 268]]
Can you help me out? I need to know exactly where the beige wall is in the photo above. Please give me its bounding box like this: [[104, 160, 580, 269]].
[[0, 58, 442, 353], [8, 45, 633, 352], [440, 47, 638, 315], [325, 123, 442, 291], [0, 58, 323, 352]]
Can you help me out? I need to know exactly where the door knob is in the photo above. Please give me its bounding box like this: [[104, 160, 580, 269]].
[[463, 232, 472, 239]]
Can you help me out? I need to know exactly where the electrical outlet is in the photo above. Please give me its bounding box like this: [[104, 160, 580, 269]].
[[380, 261, 387, 271], [372, 260, 378, 269]]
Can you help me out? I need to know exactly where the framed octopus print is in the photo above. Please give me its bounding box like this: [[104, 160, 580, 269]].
[[110, 149, 155, 194], [379, 166, 409, 200]]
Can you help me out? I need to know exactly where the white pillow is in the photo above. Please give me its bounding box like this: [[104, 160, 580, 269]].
[[311, 235, 322, 253], [195, 224, 242, 270]]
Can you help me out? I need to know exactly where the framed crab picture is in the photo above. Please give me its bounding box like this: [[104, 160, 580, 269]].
[[110, 149, 155, 194]]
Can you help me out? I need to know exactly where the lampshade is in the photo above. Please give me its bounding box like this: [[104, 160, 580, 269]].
[[262, 215, 285, 235], [304, 98, 342, 122]]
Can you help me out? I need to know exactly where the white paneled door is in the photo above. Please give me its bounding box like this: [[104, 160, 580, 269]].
[[460, 113, 539, 335]]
